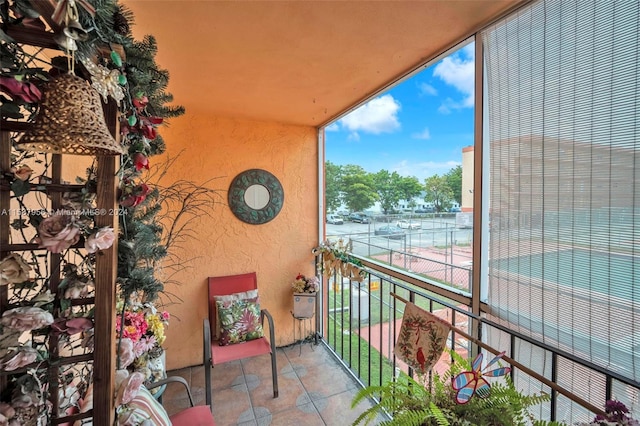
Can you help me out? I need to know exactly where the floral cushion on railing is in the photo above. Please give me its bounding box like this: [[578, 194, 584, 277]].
[[216, 297, 264, 346]]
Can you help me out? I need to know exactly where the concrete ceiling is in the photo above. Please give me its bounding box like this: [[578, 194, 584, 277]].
[[123, 1, 525, 127]]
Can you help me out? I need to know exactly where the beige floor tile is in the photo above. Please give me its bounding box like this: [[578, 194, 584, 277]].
[[164, 343, 374, 426], [267, 403, 325, 426], [249, 374, 311, 415]]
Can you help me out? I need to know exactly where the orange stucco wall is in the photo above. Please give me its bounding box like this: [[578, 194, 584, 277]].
[[153, 113, 319, 370]]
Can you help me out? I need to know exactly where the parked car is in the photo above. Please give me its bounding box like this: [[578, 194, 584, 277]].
[[396, 220, 421, 230], [348, 213, 371, 224], [449, 207, 461, 212], [326, 214, 344, 225], [415, 206, 435, 213], [374, 225, 405, 239]]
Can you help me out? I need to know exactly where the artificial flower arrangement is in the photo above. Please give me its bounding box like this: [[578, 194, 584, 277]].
[[291, 273, 320, 294], [115, 296, 170, 393], [312, 238, 367, 282], [0, 251, 98, 424]]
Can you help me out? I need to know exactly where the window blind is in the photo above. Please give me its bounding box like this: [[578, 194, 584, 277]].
[[482, 0, 639, 414]]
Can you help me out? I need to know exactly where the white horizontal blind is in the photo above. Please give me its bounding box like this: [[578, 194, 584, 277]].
[[482, 0, 639, 392]]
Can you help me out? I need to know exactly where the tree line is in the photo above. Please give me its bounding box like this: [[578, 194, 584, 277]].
[[326, 162, 462, 214]]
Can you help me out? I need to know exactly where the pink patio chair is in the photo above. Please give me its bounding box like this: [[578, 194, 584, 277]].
[[203, 272, 278, 411], [148, 376, 217, 425]]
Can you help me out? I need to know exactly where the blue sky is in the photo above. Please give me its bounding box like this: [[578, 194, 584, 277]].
[[325, 43, 475, 183]]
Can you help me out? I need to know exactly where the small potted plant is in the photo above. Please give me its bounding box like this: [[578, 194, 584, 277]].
[[292, 273, 319, 318]]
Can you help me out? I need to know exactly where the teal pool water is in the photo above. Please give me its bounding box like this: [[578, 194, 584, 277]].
[[490, 249, 639, 303]]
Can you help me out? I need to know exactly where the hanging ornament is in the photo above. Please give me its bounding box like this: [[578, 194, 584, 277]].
[[17, 73, 124, 156], [52, 0, 94, 68], [110, 51, 123, 67], [80, 57, 125, 104]]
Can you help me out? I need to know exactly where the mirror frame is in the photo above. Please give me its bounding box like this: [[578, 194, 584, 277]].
[[228, 169, 284, 224]]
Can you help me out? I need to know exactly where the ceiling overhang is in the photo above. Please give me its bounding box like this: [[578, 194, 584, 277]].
[[123, 0, 527, 127]]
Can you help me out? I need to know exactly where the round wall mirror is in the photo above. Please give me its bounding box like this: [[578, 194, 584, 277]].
[[244, 184, 270, 210], [228, 169, 284, 224]]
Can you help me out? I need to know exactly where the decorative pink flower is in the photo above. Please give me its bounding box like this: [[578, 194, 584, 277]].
[[116, 311, 148, 342], [0, 253, 31, 286], [119, 183, 151, 208], [51, 317, 93, 335], [117, 338, 136, 369], [34, 213, 81, 253], [0, 306, 54, 332], [0, 76, 42, 103], [132, 152, 149, 171], [132, 94, 148, 109], [133, 336, 157, 357], [0, 346, 38, 371], [119, 371, 145, 405], [140, 116, 163, 140], [10, 165, 33, 181], [84, 227, 115, 253]]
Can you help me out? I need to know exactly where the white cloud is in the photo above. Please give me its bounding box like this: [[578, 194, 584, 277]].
[[325, 122, 340, 132], [339, 94, 401, 135], [347, 132, 360, 141], [437, 97, 465, 114], [419, 83, 438, 96], [411, 127, 431, 140], [433, 43, 475, 109]]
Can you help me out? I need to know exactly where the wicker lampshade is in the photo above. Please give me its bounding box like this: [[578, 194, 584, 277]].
[[17, 73, 123, 156]]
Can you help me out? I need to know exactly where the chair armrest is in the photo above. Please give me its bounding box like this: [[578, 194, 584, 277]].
[[260, 309, 275, 346], [203, 318, 213, 411], [146, 376, 195, 407], [203, 318, 212, 363]]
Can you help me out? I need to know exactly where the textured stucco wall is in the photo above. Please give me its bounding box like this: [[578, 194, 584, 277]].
[[153, 114, 319, 370]]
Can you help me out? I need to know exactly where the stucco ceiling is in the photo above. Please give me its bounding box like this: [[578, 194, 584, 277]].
[[123, 1, 526, 127]]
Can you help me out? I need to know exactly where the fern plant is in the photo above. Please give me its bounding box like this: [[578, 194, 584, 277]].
[[351, 375, 448, 426], [351, 350, 565, 426]]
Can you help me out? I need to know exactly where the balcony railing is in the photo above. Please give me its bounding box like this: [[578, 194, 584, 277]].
[[315, 248, 640, 424]]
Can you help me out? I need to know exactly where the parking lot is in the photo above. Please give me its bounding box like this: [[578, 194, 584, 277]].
[[326, 215, 472, 257]]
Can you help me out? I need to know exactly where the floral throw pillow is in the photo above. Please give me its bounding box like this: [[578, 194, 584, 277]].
[[213, 289, 259, 339], [216, 297, 264, 346]]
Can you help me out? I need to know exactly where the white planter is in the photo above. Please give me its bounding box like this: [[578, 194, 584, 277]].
[[145, 349, 166, 397], [293, 292, 316, 318]]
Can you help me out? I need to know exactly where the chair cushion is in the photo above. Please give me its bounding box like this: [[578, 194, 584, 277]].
[[170, 405, 216, 426], [216, 296, 264, 345], [212, 289, 259, 339], [116, 385, 171, 425], [211, 335, 272, 364]]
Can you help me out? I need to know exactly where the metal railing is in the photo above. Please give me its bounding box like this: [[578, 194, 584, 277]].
[[316, 253, 640, 425]]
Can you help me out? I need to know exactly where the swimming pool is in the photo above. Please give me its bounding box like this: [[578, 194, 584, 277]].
[[490, 248, 639, 303]]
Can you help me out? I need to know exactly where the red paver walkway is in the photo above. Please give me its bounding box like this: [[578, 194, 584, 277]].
[[357, 307, 469, 378]]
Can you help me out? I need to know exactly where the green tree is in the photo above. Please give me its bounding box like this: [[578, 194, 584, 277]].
[[342, 165, 378, 212], [444, 165, 462, 205], [424, 175, 453, 212], [325, 161, 343, 212], [398, 176, 423, 209], [373, 170, 404, 214]]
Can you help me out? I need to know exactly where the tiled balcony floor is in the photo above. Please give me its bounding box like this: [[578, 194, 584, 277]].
[[161, 341, 382, 425]]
